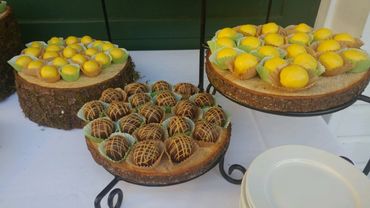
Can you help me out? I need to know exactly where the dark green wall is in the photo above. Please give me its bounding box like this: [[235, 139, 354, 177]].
[[8, 0, 321, 50]]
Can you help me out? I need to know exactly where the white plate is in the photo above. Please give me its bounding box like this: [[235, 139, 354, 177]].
[[245, 145, 370, 208]]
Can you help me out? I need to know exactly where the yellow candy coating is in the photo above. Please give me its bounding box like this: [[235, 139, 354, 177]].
[[102, 42, 115, 51], [71, 54, 87, 65], [293, 53, 318, 70], [233, 53, 258, 75], [15, 56, 33, 68], [258, 46, 280, 58], [62, 47, 77, 59], [27, 60, 43, 70], [29, 41, 43, 48], [240, 36, 260, 50], [334, 33, 355, 42], [85, 48, 99, 57], [295, 23, 312, 33], [289, 32, 310, 45], [65, 36, 79, 45], [216, 48, 238, 60], [45, 45, 62, 52], [239, 24, 257, 36], [81, 35, 93, 45], [313, 28, 332, 40], [319, 51, 344, 70], [216, 38, 236, 48], [264, 33, 285, 47], [217, 28, 237, 39], [342, 49, 368, 62], [24, 47, 41, 57], [110, 48, 125, 59], [280, 65, 309, 88], [264, 57, 287, 73], [40, 65, 59, 79], [262, 22, 279, 34], [61, 64, 79, 75], [52, 57, 68, 67], [69, 44, 83, 52], [48, 37, 61, 45], [286, 44, 306, 58], [94, 52, 110, 65], [317, 39, 341, 53], [43, 51, 59, 60]]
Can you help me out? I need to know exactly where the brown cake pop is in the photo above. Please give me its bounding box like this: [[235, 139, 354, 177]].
[[204, 107, 226, 127], [124, 82, 148, 96], [104, 135, 130, 161], [193, 93, 215, 108], [91, 118, 115, 139], [167, 116, 191, 136], [100, 88, 127, 103], [166, 134, 193, 163], [174, 100, 197, 120], [119, 113, 143, 134], [156, 91, 177, 107], [83, 101, 105, 121], [133, 140, 160, 167], [130, 93, 151, 108], [136, 123, 164, 141], [174, 83, 198, 97], [139, 103, 164, 124], [107, 102, 131, 121], [152, 80, 171, 92], [193, 120, 220, 143]]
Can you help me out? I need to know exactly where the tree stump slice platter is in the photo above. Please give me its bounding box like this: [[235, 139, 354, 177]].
[[0, 7, 22, 101], [15, 58, 136, 129], [206, 52, 370, 113]]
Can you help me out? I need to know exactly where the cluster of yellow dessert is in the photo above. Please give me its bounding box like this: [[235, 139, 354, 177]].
[[8, 36, 128, 82], [208, 22, 370, 90]]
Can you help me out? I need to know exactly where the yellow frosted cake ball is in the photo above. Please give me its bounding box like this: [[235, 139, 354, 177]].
[[293, 53, 317, 71], [69, 44, 84, 52], [239, 24, 257, 36], [286, 44, 306, 58], [52, 57, 69, 67], [280, 65, 309, 89], [240, 36, 260, 50], [45, 44, 62, 52], [216, 38, 236, 48], [258, 46, 280, 58], [40, 65, 59, 79], [289, 32, 310, 45], [27, 60, 43, 70], [217, 28, 237, 39], [62, 47, 77, 59], [85, 48, 99, 57], [48, 37, 61, 45], [15, 56, 33, 68], [102, 42, 115, 51], [109, 48, 125, 59], [234, 53, 258, 75], [317, 39, 341, 53], [342, 49, 368, 62], [81, 35, 93, 45], [61, 64, 79, 76], [262, 22, 279, 34], [29, 41, 43, 48], [65, 36, 79, 45], [264, 33, 285, 47], [43, 51, 59, 60], [71, 54, 87, 65], [216, 48, 238, 60], [264, 57, 287, 73], [334, 33, 355, 43], [24, 47, 41, 57], [319, 51, 344, 70], [94, 52, 111, 65], [82, 60, 102, 77], [295, 23, 312, 33], [313, 28, 332, 40]]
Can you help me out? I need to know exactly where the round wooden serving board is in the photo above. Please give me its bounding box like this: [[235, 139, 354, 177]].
[[206, 53, 370, 113], [86, 125, 231, 186], [15, 58, 136, 129]]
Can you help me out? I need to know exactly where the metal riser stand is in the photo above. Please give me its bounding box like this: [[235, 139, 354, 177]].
[[95, 0, 370, 207]]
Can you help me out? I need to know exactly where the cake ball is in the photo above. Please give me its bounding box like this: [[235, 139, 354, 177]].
[[204, 106, 226, 127], [139, 103, 164, 124], [167, 116, 191, 136], [100, 88, 127, 103], [174, 83, 198, 97], [193, 120, 220, 143], [104, 135, 130, 161], [174, 100, 198, 120], [91, 118, 115, 139], [84, 101, 105, 121], [155, 91, 177, 107], [193, 93, 215, 108], [130, 93, 151, 108], [152, 80, 171, 93], [133, 140, 161, 167], [124, 82, 148, 96], [136, 124, 164, 141], [119, 113, 143, 134], [107, 102, 131, 121], [166, 134, 193, 163]]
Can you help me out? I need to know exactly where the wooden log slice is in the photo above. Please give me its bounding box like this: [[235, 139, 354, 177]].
[[85, 124, 231, 185], [206, 52, 370, 113], [15, 57, 136, 129], [0, 7, 22, 101]]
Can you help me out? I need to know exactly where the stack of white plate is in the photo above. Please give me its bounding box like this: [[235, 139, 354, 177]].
[[240, 145, 370, 208]]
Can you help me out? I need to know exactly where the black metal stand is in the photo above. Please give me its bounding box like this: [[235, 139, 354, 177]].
[[95, 176, 123, 208], [100, 0, 112, 42]]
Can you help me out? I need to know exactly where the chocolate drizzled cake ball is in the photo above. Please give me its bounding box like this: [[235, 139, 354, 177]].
[[83, 101, 105, 121], [100, 88, 127, 103], [174, 100, 197, 120], [91, 118, 115, 139], [139, 103, 164, 124], [104, 135, 130, 161], [174, 83, 198, 97], [193, 120, 220, 143], [119, 113, 143, 134], [156, 91, 177, 107], [194, 93, 215, 108], [204, 107, 226, 127], [107, 102, 131, 121], [130, 93, 151, 108], [124, 82, 148, 96], [133, 140, 160, 167], [136, 124, 164, 141], [166, 134, 193, 163], [167, 116, 191, 136], [152, 80, 171, 93]]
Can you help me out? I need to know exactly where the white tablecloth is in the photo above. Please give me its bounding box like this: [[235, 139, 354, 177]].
[[0, 50, 347, 208]]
